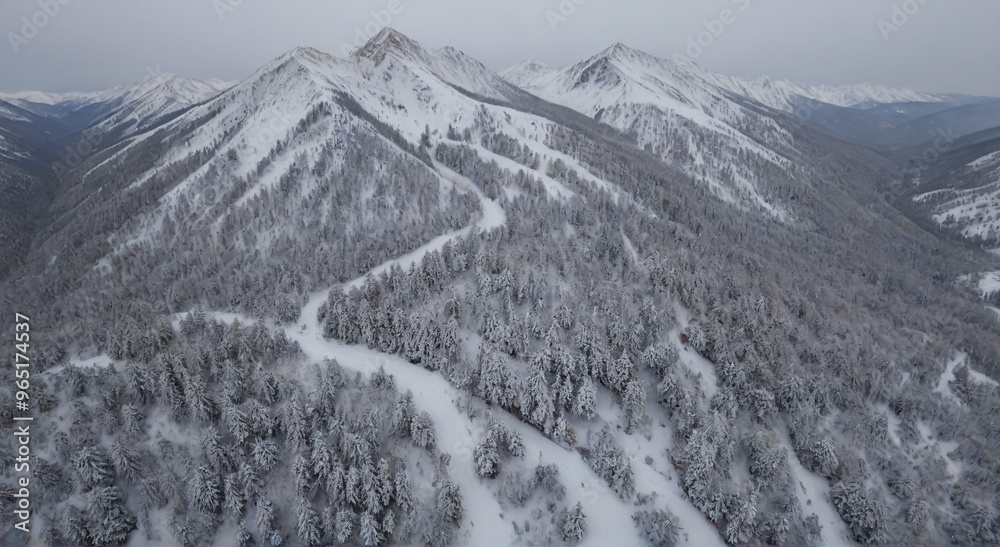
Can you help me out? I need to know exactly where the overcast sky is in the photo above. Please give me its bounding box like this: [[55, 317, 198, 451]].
[[1, 0, 997, 97]]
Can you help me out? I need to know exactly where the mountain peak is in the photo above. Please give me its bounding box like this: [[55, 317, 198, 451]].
[[594, 42, 646, 63], [500, 59, 554, 86], [569, 46, 638, 89], [272, 45, 333, 67], [124, 72, 232, 106], [142, 71, 181, 86], [606, 42, 630, 55], [370, 27, 413, 45], [247, 46, 344, 96], [506, 59, 549, 73], [289, 45, 325, 58], [352, 27, 425, 64]]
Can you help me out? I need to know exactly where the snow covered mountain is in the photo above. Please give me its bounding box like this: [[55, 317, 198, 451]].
[[0, 100, 35, 161], [11, 30, 788, 545], [504, 44, 810, 219], [5, 29, 1000, 547], [504, 56, 946, 114], [0, 98, 67, 278], [0, 89, 105, 109], [80, 28, 677, 262], [350, 28, 524, 102], [0, 73, 233, 143], [86, 73, 234, 135], [0, 97, 65, 163], [718, 75, 946, 112], [23, 31, 742, 545], [502, 45, 998, 222], [905, 130, 1000, 248], [1, 74, 232, 113]]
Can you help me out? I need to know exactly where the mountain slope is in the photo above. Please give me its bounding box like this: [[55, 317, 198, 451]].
[[0, 99, 67, 279], [65, 29, 672, 264], [0, 98, 68, 163], [1, 74, 234, 155], [504, 58, 948, 113], [504, 44, 809, 219], [899, 129, 1000, 248], [503, 52, 1000, 166], [3, 30, 1000, 547], [716, 75, 946, 111], [1, 74, 232, 120], [85, 73, 235, 137]]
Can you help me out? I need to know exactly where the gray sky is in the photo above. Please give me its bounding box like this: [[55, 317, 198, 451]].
[[1, 0, 997, 97]]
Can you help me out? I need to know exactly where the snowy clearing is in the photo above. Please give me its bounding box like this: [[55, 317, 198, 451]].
[[934, 353, 966, 404], [778, 431, 853, 546], [980, 271, 1000, 296]]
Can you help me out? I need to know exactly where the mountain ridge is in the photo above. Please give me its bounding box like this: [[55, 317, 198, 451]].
[[503, 42, 952, 113], [2, 27, 1000, 547]]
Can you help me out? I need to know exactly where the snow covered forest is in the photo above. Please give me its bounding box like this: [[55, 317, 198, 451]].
[[1, 27, 999, 546]]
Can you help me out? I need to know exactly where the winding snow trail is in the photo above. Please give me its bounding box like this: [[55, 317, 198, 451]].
[[287, 326, 657, 546], [285, 165, 661, 544], [778, 432, 853, 546], [289, 327, 512, 545], [287, 162, 659, 545], [338, 160, 505, 291], [208, 159, 726, 544]]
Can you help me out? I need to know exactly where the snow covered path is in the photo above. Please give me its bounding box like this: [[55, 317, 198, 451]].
[[778, 432, 853, 546], [934, 352, 999, 401], [286, 326, 654, 546], [223, 296, 666, 545], [338, 160, 505, 291], [288, 308, 724, 543], [934, 353, 966, 404], [282, 166, 661, 543], [290, 328, 512, 545], [434, 160, 508, 233], [206, 159, 727, 545]]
